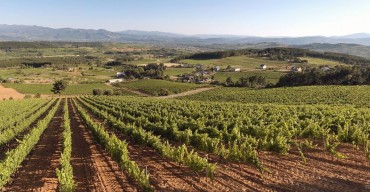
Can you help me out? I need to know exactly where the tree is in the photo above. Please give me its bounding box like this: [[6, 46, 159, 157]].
[[92, 89, 103, 96], [158, 88, 170, 96], [103, 89, 113, 96], [51, 80, 67, 96], [226, 77, 234, 86]]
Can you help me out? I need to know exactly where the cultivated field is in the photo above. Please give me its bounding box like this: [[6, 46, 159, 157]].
[[179, 85, 370, 106], [180, 56, 344, 71], [0, 96, 369, 191], [119, 79, 208, 96], [2, 83, 112, 95], [1, 42, 369, 192], [213, 71, 285, 84]]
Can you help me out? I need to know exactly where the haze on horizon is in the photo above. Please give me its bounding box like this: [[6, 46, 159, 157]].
[[1, 0, 370, 37]]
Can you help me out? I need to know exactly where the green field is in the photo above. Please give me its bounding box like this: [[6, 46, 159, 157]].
[[179, 85, 370, 107], [298, 57, 343, 66], [180, 55, 346, 71], [0, 67, 115, 84], [163, 68, 195, 76], [2, 83, 112, 95], [213, 71, 285, 84], [121, 79, 208, 95], [181, 56, 294, 70]]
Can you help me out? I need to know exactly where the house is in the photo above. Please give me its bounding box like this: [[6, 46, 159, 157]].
[[291, 66, 302, 72], [215, 66, 221, 71], [67, 67, 78, 72], [180, 64, 191, 68], [260, 64, 267, 70], [107, 79, 124, 84], [233, 68, 241, 72], [195, 64, 206, 71], [320, 67, 332, 72], [116, 72, 126, 78]]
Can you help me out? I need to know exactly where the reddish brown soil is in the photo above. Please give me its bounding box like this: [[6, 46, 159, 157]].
[[77, 100, 220, 191], [68, 99, 139, 191], [0, 100, 56, 161], [4, 100, 64, 191], [78, 99, 370, 191], [0, 84, 24, 100], [197, 143, 370, 192]]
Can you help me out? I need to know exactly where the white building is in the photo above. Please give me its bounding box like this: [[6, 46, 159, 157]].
[[108, 79, 124, 84], [260, 64, 267, 70], [291, 66, 302, 72], [116, 72, 126, 78]]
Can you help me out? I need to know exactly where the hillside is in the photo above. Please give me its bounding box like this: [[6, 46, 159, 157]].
[[296, 43, 370, 59], [2, 24, 370, 47]]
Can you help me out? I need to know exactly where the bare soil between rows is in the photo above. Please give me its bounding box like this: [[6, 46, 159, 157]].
[[69, 99, 139, 191], [0, 100, 56, 161], [79, 98, 370, 192], [4, 99, 64, 191]]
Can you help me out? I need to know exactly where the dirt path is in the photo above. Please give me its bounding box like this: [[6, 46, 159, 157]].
[[5, 100, 64, 191], [0, 84, 25, 100], [122, 87, 152, 97], [158, 87, 217, 99], [68, 99, 139, 192], [105, 83, 152, 97]]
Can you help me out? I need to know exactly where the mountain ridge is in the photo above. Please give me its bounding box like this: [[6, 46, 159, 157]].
[[1, 24, 370, 44]]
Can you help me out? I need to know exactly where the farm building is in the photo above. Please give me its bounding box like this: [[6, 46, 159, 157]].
[[108, 79, 124, 84], [116, 72, 126, 78], [260, 64, 267, 70], [195, 64, 206, 71], [67, 67, 78, 72], [320, 66, 332, 72], [291, 66, 302, 72], [233, 68, 241, 72]]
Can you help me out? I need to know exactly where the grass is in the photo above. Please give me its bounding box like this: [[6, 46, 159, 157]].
[[181, 56, 292, 70], [164, 68, 195, 76], [121, 79, 207, 96], [213, 71, 285, 84], [0, 67, 115, 84], [180, 56, 346, 71], [2, 83, 112, 95], [299, 57, 343, 66]]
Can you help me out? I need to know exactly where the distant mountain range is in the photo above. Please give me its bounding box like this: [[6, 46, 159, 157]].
[[1, 24, 370, 44], [1, 24, 370, 58]]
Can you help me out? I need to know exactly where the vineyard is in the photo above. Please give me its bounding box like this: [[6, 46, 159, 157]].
[[180, 85, 370, 107], [0, 96, 369, 191]]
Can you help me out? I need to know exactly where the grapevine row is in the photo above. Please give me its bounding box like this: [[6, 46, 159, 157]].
[[72, 99, 153, 191], [76, 98, 218, 179], [56, 99, 75, 192], [0, 99, 60, 188]]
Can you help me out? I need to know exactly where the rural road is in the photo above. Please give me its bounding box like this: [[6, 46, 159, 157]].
[[158, 87, 217, 99]]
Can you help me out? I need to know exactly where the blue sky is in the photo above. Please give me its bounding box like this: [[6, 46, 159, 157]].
[[1, 0, 370, 36]]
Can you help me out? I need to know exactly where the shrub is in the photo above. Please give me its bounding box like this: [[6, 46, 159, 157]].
[[158, 88, 171, 96], [103, 89, 113, 96], [24, 95, 32, 99], [92, 89, 103, 96]]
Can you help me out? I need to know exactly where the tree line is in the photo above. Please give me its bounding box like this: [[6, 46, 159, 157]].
[[170, 49, 258, 62], [276, 66, 370, 86], [118, 63, 166, 79], [171, 47, 370, 66], [258, 48, 370, 65]]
